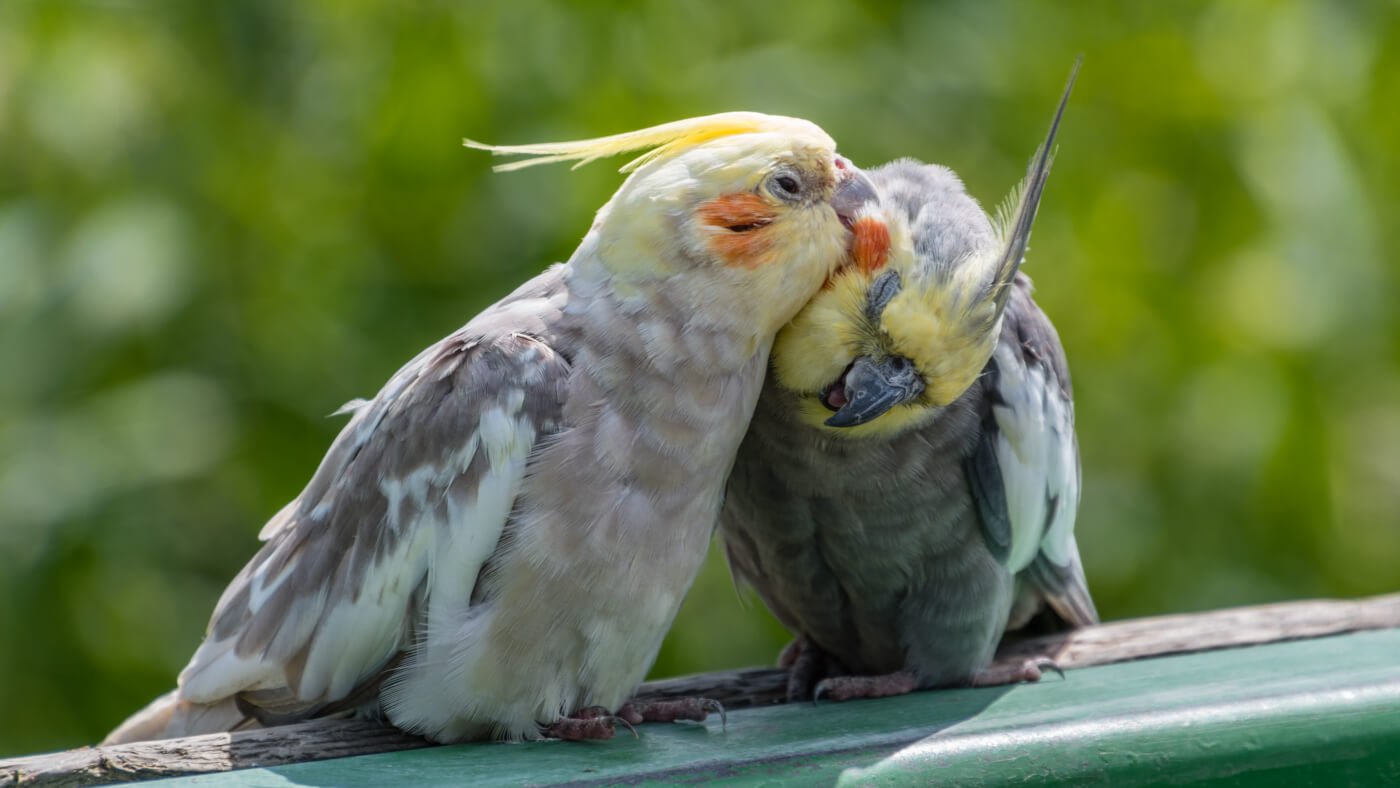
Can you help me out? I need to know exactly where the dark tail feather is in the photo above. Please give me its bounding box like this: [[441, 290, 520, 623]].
[[1027, 553, 1099, 628]]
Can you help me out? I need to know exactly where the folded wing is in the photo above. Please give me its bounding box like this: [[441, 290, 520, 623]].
[[174, 278, 571, 729], [968, 275, 1097, 627]]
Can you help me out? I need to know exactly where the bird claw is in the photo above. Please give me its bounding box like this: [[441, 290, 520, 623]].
[[1033, 656, 1065, 681], [702, 698, 728, 732]]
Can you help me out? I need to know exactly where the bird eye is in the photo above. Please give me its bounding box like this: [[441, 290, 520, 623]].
[[768, 172, 802, 200]]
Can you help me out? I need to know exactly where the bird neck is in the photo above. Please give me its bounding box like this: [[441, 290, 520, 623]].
[[564, 249, 772, 379]]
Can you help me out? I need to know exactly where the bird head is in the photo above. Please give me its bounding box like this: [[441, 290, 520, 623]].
[[468, 112, 881, 341], [770, 65, 1078, 437]]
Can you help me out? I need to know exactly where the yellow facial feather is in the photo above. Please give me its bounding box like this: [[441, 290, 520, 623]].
[[771, 217, 1002, 437], [880, 281, 1000, 407], [772, 272, 869, 394]]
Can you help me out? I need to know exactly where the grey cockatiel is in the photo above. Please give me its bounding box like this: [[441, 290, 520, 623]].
[[720, 70, 1097, 701], [104, 112, 881, 743]]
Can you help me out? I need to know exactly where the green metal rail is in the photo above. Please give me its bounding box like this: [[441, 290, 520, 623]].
[[151, 628, 1400, 787]]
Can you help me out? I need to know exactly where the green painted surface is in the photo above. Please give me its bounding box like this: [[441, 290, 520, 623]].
[[156, 630, 1400, 787]]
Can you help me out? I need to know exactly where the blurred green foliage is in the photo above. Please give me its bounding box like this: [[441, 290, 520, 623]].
[[2, 0, 1398, 756]]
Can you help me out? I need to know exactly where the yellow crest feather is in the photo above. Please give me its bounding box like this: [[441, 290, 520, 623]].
[[463, 112, 831, 174]]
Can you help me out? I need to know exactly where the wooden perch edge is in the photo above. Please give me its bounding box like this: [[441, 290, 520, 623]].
[[5, 592, 1398, 787]]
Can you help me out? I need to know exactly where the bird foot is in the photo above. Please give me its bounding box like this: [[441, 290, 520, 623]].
[[813, 670, 919, 703], [971, 656, 1064, 687], [544, 706, 638, 741], [617, 697, 726, 731], [782, 636, 843, 703]]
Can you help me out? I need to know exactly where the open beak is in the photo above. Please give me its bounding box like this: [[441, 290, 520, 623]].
[[831, 157, 879, 231], [822, 355, 925, 428]]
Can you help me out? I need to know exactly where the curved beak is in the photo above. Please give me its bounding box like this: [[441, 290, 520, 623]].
[[831, 158, 879, 229], [823, 355, 925, 428]]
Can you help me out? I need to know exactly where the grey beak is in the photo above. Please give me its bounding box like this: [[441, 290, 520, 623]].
[[824, 355, 926, 428], [831, 162, 879, 227]]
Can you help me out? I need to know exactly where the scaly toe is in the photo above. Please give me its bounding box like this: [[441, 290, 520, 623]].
[[813, 671, 919, 703], [544, 716, 617, 741]]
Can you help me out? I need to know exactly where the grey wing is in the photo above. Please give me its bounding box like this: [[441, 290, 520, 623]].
[[177, 273, 571, 722], [967, 275, 1098, 627]]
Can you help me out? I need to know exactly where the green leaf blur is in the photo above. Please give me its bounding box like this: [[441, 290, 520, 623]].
[[2, 0, 1396, 755]]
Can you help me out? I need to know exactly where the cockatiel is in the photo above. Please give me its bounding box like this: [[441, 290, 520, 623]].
[[104, 112, 880, 743], [720, 69, 1097, 702]]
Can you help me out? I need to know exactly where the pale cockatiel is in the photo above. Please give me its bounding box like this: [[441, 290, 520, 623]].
[[104, 112, 881, 743], [720, 69, 1097, 701]]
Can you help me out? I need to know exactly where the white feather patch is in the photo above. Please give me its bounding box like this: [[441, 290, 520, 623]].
[[382, 404, 538, 739], [990, 341, 1053, 574], [1038, 388, 1080, 567]]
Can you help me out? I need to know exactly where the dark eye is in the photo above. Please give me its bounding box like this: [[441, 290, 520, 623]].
[[769, 172, 802, 200], [890, 356, 911, 372]]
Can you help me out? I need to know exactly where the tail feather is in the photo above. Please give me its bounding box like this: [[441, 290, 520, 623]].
[[102, 690, 256, 745], [1026, 554, 1100, 629]]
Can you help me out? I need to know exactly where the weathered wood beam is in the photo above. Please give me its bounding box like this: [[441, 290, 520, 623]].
[[4, 592, 1397, 787]]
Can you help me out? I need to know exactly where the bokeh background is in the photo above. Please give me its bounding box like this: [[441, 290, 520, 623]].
[[3, 0, 1398, 755]]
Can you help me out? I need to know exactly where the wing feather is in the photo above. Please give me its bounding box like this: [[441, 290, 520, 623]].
[[175, 270, 571, 726], [968, 275, 1098, 627]]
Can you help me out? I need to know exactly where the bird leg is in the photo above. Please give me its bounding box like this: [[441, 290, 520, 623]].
[[784, 636, 938, 703], [777, 637, 805, 669], [813, 670, 920, 702], [616, 697, 726, 731], [970, 656, 1064, 687], [781, 636, 841, 702], [543, 706, 637, 741]]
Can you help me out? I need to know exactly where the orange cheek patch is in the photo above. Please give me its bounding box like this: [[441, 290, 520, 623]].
[[851, 217, 891, 273], [699, 193, 781, 268], [698, 193, 779, 230], [710, 229, 777, 268]]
